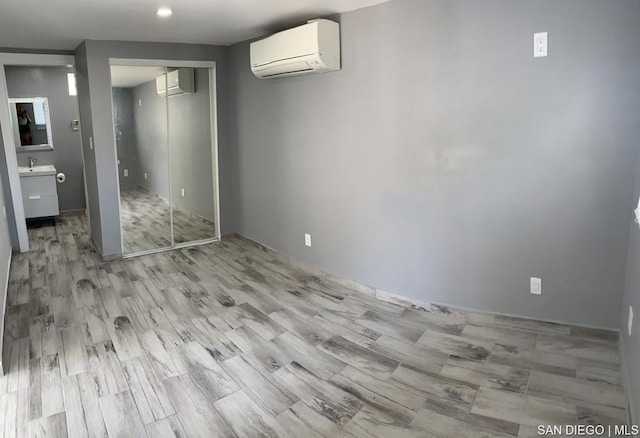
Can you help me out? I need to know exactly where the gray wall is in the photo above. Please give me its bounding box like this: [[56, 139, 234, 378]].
[[74, 41, 102, 252], [5, 66, 85, 212], [112, 87, 140, 189], [74, 40, 231, 257], [229, 0, 640, 329], [168, 68, 215, 222], [131, 68, 215, 221], [130, 79, 170, 199], [621, 148, 640, 423]]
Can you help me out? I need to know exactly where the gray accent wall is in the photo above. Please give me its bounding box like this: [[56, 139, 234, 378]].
[[229, 0, 640, 329], [112, 87, 140, 190], [168, 68, 215, 222], [74, 41, 231, 257], [130, 78, 170, 200], [5, 66, 85, 212]]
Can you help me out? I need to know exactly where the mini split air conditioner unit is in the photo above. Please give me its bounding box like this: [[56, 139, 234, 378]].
[[250, 19, 340, 79], [156, 68, 195, 96]]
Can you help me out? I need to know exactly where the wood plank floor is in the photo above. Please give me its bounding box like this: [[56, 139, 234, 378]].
[[1, 216, 627, 437], [120, 187, 216, 254]]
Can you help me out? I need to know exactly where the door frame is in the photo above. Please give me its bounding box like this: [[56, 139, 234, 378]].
[[108, 58, 221, 258], [0, 53, 76, 253]]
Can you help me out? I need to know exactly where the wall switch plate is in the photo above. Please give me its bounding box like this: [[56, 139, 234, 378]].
[[304, 233, 312, 247], [2, 206, 5, 219], [89, 137, 94, 150], [629, 306, 634, 336], [144, 173, 147, 180], [181, 188, 185, 197], [138, 99, 142, 107], [530, 277, 542, 295], [534, 32, 548, 57], [123, 169, 128, 177]]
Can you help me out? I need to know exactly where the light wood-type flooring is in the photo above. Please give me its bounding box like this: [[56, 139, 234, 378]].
[[120, 187, 216, 254], [0, 215, 627, 437]]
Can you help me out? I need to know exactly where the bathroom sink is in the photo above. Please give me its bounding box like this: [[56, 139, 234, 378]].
[[18, 165, 57, 177]]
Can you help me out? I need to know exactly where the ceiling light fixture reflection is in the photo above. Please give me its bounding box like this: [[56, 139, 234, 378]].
[[157, 7, 173, 17]]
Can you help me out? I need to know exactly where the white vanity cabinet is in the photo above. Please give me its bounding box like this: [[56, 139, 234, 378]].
[[18, 165, 60, 219]]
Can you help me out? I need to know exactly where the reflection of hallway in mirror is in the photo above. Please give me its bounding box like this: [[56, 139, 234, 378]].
[[120, 187, 215, 253]]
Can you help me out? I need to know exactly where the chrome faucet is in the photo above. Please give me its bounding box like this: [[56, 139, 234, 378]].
[[29, 157, 37, 169]]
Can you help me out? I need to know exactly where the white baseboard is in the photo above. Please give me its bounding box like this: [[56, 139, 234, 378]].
[[233, 233, 619, 334]]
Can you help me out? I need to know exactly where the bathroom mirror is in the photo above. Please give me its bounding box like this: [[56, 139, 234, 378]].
[[9, 97, 53, 152]]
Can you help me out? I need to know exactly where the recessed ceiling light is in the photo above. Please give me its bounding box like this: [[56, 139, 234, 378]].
[[157, 7, 172, 17]]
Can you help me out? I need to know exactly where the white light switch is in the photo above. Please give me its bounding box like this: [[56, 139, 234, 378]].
[[138, 99, 142, 107], [181, 188, 185, 197], [89, 137, 94, 150], [144, 172, 147, 180], [123, 169, 128, 177], [530, 277, 542, 295], [534, 32, 548, 57], [304, 233, 312, 247]]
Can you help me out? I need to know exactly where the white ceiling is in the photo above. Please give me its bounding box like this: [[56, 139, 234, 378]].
[[0, 0, 391, 51], [110, 65, 166, 88]]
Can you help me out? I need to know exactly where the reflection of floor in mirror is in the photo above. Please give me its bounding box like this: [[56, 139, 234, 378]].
[[120, 186, 216, 254]]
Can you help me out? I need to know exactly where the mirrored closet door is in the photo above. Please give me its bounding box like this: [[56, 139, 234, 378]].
[[168, 66, 216, 245], [110, 62, 218, 257]]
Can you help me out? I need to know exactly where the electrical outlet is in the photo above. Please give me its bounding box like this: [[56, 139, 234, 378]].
[[123, 169, 128, 177], [181, 188, 185, 197], [534, 32, 548, 57], [530, 277, 542, 295], [629, 306, 634, 336], [304, 233, 312, 247]]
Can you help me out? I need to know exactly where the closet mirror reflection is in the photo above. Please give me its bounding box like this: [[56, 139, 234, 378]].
[[110, 63, 217, 256]]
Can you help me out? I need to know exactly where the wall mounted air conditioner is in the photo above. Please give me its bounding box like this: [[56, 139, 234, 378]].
[[156, 68, 195, 96], [250, 19, 340, 79]]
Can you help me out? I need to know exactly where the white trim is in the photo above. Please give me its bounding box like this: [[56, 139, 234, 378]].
[[0, 65, 29, 252], [0, 53, 74, 67], [9, 96, 54, 152], [107, 65, 126, 257], [0, 249, 12, 375], [108, 58, 215, 69], [173, 237, 219, 250], [109, 58, 220, 257], [122, 238, 219, 259], [165, 68, 174, 247], [0, 52, 76, 253], [80, 135, 90, 221], [209, 66, 222, 241]]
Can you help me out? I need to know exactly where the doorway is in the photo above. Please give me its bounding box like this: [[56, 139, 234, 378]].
[[109, 60, 220, 257]]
